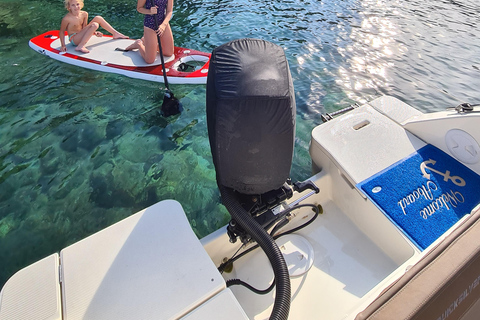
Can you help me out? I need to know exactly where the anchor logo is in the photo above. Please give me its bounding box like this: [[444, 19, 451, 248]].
[[420, 159, 466, 187]]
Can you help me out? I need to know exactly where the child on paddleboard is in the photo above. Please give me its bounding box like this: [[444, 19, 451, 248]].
[[60, 0, 128, 53], [123, 0, 175, 64]]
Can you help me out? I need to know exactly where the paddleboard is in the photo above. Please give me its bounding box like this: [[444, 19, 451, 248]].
[[29, 30, 210, 85]]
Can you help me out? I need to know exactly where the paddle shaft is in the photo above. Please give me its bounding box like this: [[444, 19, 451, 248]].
[[150, 0, 170, 90]]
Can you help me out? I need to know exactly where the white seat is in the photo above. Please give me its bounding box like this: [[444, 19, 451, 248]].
[[0, 254, 61, 320], [181, 289, 249, 320], [310, 98, 426, 187], [60, 200, 228, 320]]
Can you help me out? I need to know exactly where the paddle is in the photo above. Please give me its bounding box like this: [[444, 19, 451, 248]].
[[150, 0, 181, 117]]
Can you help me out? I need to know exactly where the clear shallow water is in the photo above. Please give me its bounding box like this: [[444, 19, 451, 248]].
[[0, 0, 479, 287]]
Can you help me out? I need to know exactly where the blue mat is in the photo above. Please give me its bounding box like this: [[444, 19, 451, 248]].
[[358, 144, 480, 250]]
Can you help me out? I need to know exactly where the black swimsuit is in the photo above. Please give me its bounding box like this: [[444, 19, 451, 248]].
[[144, 0, 167, 30]]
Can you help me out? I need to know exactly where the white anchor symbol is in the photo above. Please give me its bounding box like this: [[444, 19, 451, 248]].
[[420, 159, 466, 187]]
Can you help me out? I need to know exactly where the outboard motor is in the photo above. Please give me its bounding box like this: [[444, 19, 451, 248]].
[[207, 39, 296, 320], [207, 39, 296, 194]]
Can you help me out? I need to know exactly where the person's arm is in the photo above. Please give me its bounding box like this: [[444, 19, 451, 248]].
[[59, 17, 68, 52], [161, 0, 173, 28], [136, 0, 155, 15], [155, 0, 173, 35], [82, 11, 89, 28]]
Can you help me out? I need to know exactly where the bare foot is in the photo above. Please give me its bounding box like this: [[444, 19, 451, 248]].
[[124, 39, 142, 51], [113, 32, 129, 39], [75, 46, 90, 53]]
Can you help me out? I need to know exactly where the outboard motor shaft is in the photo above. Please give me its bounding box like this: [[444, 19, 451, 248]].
[[207, 38, 296, 320]]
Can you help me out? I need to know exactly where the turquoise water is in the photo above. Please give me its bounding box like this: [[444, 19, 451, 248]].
[[0, 0, 479, 287]]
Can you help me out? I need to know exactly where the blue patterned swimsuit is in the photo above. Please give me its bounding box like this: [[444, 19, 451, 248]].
[[144, 0, 168, 30]]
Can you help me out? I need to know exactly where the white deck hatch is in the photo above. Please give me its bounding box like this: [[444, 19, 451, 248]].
[[60, 200, 226, 319]]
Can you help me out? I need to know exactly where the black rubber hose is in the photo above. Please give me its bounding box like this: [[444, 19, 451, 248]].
[[218, 204, 319, 274], [226, 278, 276, 295], [219, 185, 291, 320]]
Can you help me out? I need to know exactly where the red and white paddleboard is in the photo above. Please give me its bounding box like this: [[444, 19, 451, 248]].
[[29, 30, 210, 85]]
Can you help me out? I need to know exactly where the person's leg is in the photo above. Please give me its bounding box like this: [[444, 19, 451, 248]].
[[91, 16, 128, 39], [124, 39, 140, 51], [71, 22, 99, 53], [160, 23, 174, 57], [142, 27, 160, 64], [124, 29, 157, 63], [68, 33, 77, 46], [124, 37, 144, 51]]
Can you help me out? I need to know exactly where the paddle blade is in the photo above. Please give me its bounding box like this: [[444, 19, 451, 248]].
[[161, 90, 181, 117]]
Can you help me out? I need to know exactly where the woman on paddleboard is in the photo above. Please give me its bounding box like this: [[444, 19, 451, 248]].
[[125, 0, 175, 64], [60, 0, 128, 53]]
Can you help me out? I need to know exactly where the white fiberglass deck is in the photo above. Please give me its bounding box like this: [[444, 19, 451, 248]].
[[222, 195, 415, 319]]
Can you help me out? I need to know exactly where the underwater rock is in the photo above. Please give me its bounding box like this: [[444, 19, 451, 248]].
[[143, 153, 164, 174], [170, 119, 198, 145], [117, 131, 161, 163], [136, 108, 169, 130], [144, 126, 177, 152], [141, 185, 160, 208], [78, 123, 106, 152], [146, 163, 163, 181], [39, 148, 61, 175], [105, 119, 125, 140], [90, 144, 117, 170], [89, 173, 135, 209], [59, 131, 79, 152], [51, 166, 82, 200], [0, 181, 14, 204], [111, 160, 146, 194], [0, 214, 17, 237], [89, 159, 148, 210]]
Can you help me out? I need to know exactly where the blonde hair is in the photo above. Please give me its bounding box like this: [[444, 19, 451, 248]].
[[64, 0, 84, 10]]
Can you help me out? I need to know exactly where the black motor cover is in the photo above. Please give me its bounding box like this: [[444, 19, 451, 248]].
[[206, 39, 296, 195]]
